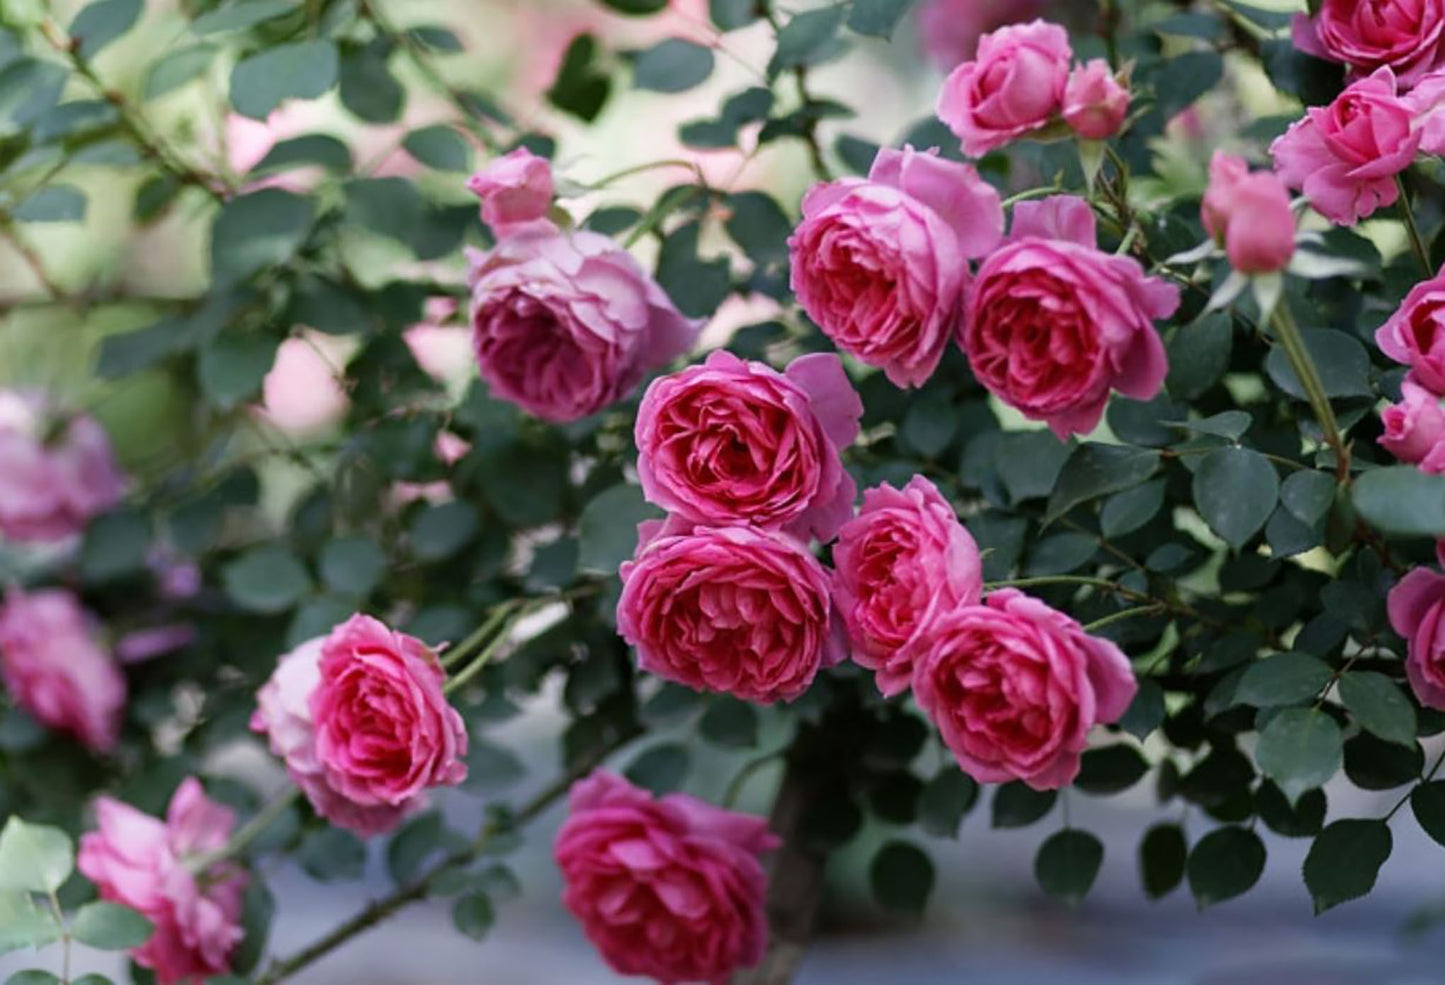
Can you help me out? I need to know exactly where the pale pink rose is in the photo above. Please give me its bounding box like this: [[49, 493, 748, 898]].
[[467, 221, 699, 422], [936, 19, 1073, 157], [635, 350, 861, 543], [78, 778, 248, 985], [960, 196, 1179, 437], [554, 770, 777, 985], [1377, 264, 1445, 391], [1200, 152, 1296, 274], [1379, 380, 1445, 470], [404, 296, 471, 383], [1062, 59, 1130, 140], [789, 146, 1004, 387], [468, 148, 554, 233], [0, 587, 125, 753], [258, 333, 350, 435], [1292, 0, 1445, 87], [917, 0, 1051, 70], [1271, 68, 1421, 225], [0, 389, 125, 543], [617, 519, 843, 704], [913, 588, 1138, 789], [1388, 564, 1445, 708], [1406, 68, 1445, 152], [833, 476, 982, 697]]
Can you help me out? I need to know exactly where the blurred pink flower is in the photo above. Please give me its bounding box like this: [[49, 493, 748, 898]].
[[258, 332, 351, 435], [918, 0, 1051, 71]]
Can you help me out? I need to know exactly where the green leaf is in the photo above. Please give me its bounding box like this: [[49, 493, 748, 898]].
[[386, 813, 447, 885], [144, 43, 217, 99], [1234, 652, 1332, 707], [1281, 470, 1336, 524], [319, 536, 386, 597], [724, 191, 792, 266], [656, 220, 731, 318], [600, 0, 668, 12], [1166, 312, 1232, 400], [1265, 329, 1372, 400], [624, 744, 690, 795], [71, 902, 153, 951], [699, 697, 759, 748], [81, 508, 152, 582], [1339, 672, 1417, 746], [299, 827, 366, 883], [410, 501, 479, 562], [847, 0, 917, 38], [1045, 444, 1159, 523], [406, 26, 463, 52], [1166, 411, 1251, 441], [577, 484, 662, 575], [1100, 480, 1166, 538], [338, 41, 405, 123], [1411, 781, 1445, 847], [1139, 823, 1186, 899], [210, 188, 314, 284], [13, 185, 85, 222], [1118, 678, 1166, 740], [1354, 467, 1445, 538], [451, 892, 494, 941], [344, 177, 424, 245], [1186, 826, 1265, 907], [547, 34, 610, 122], [917, 769, 977, 838], [69, 0, 141, 57], [710, 0, 757, 30], [191, 0, 297, 34], [1147, 49, 1223, 118], [1303, 819, 1392, 913], [769, 4, 847, 76], [401, 125, 471, 172], [1074, 745, 1149, 795], [0, 818, 73, 894], [6, 973, 60, 985], [0, 893, 61, 956], [991, 782, 1056, 828], [870, 840, 934, 916], [901, 389, 957, 458], [1255, 707, 1342, 803], [1192, 446, 1278, 549], [1034, 829, 1104, 905], [229, 40, 339, 120], [222, 546, 312, 613], [633, 38, 715, 93], [197, 331, 278, 409]]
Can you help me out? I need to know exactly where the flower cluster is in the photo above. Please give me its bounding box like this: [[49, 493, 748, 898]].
[[0, 389, 124, 544]]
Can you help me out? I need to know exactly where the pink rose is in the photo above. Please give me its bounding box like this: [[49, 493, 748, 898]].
[[78, 778, 248, 985], [0, 389, 125, 543], [0, 587, 125, 753], [1292, 0, 1445, 87], [467, 147, 554, 233], [960, 195, 1180, 437], [617, 519, 842, 703], [554, 770, 778, 985], [252, 615, 467, 835], [913, 588, 1138, 789], [936, 19, 1073, 157], [468, 222, 699, 422], [635, 350, 861, 542], [833, 476, 982, 697], [917, 0, 1051, 71], [1062, 59, 1130, 140], [1270, 68, 1421, 225], [1377, 264, 1445, 391], [788, 146, 1004, 387], [1200, 152, 1296, 274], [1379, 380, 1445, 470], [1388, 564, 1445, 708], [1406, 68, 1445, 152]]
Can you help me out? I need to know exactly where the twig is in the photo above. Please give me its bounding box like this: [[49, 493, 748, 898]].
[[0, 221, 65, 299], [1397, 175, 1433, 277]]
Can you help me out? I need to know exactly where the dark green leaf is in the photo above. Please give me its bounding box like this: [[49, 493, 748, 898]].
[[406, 26, 463, 52], [870, 840, 934, 916], [1119, 678, 1166, 740], [210, 188, 314, 284], [699, 697, 758, 748], [1411, 781, 1445, 847], [1256, 781, 1326, 837], [1166, 411, 1251, 441], [1045, 444, 1159, 523], [81, 508, 152, 582], [144, 43, 217, 99], [1354, 467, 1445, 538], [230, 40, 339, 120], [71, 902, 152, 950], [5, 973, 60, 985], [13, 185, 85, 222], [1255, 707, 1342, 803], [1303, 819, 1392, 913], [1234, 652, 1332, 707], [710, 0, 757, 30], [299, 828, 366, 882], [547, 34, 610, 121], [624, 744, 690, 795], [633, 38, 714, 93], [69, 0, 141, 58], [601, 0, 668, 12], [197, 331, 278, 409], [724, 190, 791, 266], [769, 5, 847, 76], [1075, 745, 1149, 795], [1339, 672, 1417, 746], [410, 501, 479, 562], [191, 0, 297, 34], [1265, 329, 1372, 400], [1035, 829, 1104, 905], [1343, 732, 1422, 789], [1281, 470, 1336, 524], [1192, 446, 1278, 549], [1147, 50, 1223, 118], [401, 124, 470, 172], [386, 813, 447, 884], [901, 389, 958, 458], [338, 43, 405, 123], [848, 0, 917, 38], [1139, 823, 1186, 899], [577, 484, 662, 575], [991, 782, 1055, 828], [917, 769, 977, 838], [1186, 826, 1265, 907], [222, 546, 311, 613], [656, 220, 731, 318], [1166, 313, 1232, 400], [452, 892, 494, 941], [1100, 480, 1166, 538], [319, 536, 385, 596]]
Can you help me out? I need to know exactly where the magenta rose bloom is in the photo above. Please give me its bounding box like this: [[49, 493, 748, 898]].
[[960, 195, 1179, 438], [1377, 265, 1445, 391], [467, 147, 554, 233], [1388, 564, 1445, 708], [554, 770, 778, 985], [1200, 152, 1296, 274], [913, 588, 1138, 789], [1379, 380, 1445, 470], [0, 587, 125, 753], [918, 0, 1050, 70], [1270, 68, 1420, 225], [617, 519, 842, 703], [78, 778, 248, 985], [789, 146, 1004, 388], [1062, 59, 1130, 140], [1293, 0, 1445, 87], [467, 222, 699, 422], [0, 389, 125, 543], [635, 350, 861, 542], [833, 476, 982, 697], [251, 615, 467, 834], [936, 19, 1072, 157]]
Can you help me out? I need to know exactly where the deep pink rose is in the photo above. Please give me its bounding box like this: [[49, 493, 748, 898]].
[[789, 146, 1004, 387], [0, 587, 125, 753], [617, 519, 843, 703], [467, 147, 554, 233], [913, 588, 1138, 789], [1388, 565, 1445, 708], [1062, 59, 1130, 140], [960, 196, 1179, 437], [1377, 264, 1445, 391], [78, 778, 248, 985], [1200, 152, 1296, 274], [917, 0, 1050, 70], [252, 615, 467, 832], [832, 476, 982, 697], [0, 389, 125, 543], [467, 222, 699, 422], [1379, 380, 1445, 470], [936, 19, 1072, 157], [1292, 0, 1445, 86], [1271, 68, 1421, 225], [635, 350, 861, 542], [554, 770, 778, 985]]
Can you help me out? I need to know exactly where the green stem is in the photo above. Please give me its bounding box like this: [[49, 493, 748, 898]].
[[1397, 175, 1432, 276], [588, 159, 701, 189], [441, 600, 518, 669], [1002, 184, 1065, 208], [722, 751, 786, 808], [1385, 745, 1445, 821], [1083, 604, 1164, 633], [444, 608, 526, 695], [1269, 302, 1348, 479], [984, 575, 1148, 601], [189, 788, 300, 873]]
